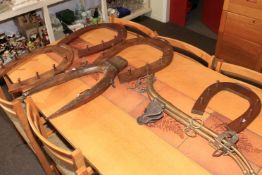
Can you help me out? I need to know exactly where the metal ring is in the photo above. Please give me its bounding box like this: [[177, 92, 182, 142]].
[[190, 118, 204, 129]]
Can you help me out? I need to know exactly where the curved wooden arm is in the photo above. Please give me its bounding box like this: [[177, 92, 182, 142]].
[[215, 59, 262, 89], [158, 36, 215, 68], [110, 15, 158, 38]]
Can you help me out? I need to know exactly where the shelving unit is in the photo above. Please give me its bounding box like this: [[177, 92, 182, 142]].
[[122, 4, 151, 20], [101, 0, 151, 22], [0, 0, 151, 42], [0, 0, 64, 43]]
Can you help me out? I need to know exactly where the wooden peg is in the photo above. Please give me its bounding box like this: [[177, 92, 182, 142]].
[[216, 80, 220, 87], [81, 60, 88, 66], [53, 64, 56, 71], [36, 72, 40, 79], [17, 78, 21, 84]]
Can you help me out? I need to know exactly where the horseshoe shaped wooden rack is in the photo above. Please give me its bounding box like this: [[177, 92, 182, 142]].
[[1, 45, 74, 93], [192, 82, 261, 133], [58, 23, 127, 58], [95, 37, 174, 83]]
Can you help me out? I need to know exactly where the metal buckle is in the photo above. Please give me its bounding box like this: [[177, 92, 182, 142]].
[[137, 99, 165, 124], [212, 130, 239, 157]]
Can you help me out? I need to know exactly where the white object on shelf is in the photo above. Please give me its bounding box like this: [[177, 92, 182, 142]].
[[122, 0, 151, 20], [0, 0, 63, 21], [11, 0, 38, 10], [122, 5, 151, 20], [148, 0, 170, 23], [0, 0, 63, 43], [101, 0, 108, 22], [68, 23, 84, 32]]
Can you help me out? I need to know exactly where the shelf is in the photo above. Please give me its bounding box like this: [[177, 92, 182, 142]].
[[0, 0, 63, 22], [122, 6, 151, 20]]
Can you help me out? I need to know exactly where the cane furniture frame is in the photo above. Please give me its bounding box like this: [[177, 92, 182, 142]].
[[25, 96, 93, 175]]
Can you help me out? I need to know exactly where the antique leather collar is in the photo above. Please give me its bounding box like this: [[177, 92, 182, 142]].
[[1, 45, 74, 93], [58, 23, 127, 57], [95, 37, 174, 83]]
